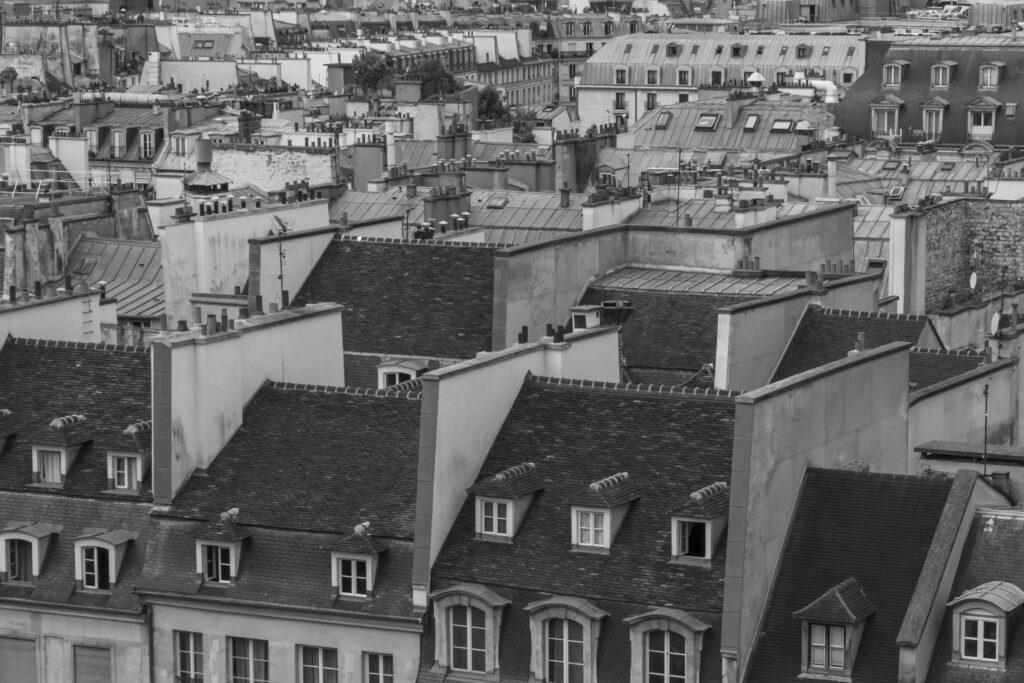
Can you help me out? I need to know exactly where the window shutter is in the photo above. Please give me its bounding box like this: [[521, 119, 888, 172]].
[[74, 645, 111, 683], [0, 637, 36, 681]]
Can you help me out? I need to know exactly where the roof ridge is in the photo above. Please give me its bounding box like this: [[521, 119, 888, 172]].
[[819, 308, 928, 322], [9, 337, 148, 354], [529, 375, 741, 399], [909, 346, 983, 357], [266, 380, 422, 400], [336, 235, 510, 249]]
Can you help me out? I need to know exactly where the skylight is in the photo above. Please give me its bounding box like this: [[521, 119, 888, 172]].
[[695, 114, 719, 131], [770, 119, 793, 132], [743, 114, 760, 131], [655, 112, 672, 129]]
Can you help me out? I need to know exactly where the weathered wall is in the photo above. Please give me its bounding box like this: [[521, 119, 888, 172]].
[[211, 145, 337, 194], [723, 343, 912, 681], [149, 602, 419, 683], [150, 303, 344, 503], [0, 607, 147, 683], [249, 226, 337, 312], [0, 291, 113, 341], [411, 328, 621, 606]]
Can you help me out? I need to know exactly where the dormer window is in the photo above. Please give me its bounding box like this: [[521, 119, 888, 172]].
[[470, 462, 542, 541], [980, 62, 1003, 88], [377, 358, 428, 389], [34, 447, 64, 484], [948, 580, 1024, 670], [883, 61, 908, 87], [932, 61, 956, 87], [695, 114, 720, 131], [615, 67, 628, 85], [31, 414, 89, 486], [332, 521, 385, 598], [192, 509, 249, 585], [74, 530, 133, 591], [671, 481, 729, 567], [646, 68, 659, 85], [796, 44, 811, 58], [569, 472, 639, 554], [794, 578, 875, 680], [731, 43, 746, 58], [0, 522, 61, 583]]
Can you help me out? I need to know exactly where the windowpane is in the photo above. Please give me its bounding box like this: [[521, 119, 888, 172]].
[[450, 605, 486, 672], [39, 449, 61, 482], [176, 631, 203, 681]]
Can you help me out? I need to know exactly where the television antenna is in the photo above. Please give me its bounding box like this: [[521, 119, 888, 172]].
[[271, 215, 288, 307]]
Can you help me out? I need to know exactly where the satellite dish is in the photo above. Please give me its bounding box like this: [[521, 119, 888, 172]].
[[970, 271, 978, 290], [991, 312, 1002, 336]]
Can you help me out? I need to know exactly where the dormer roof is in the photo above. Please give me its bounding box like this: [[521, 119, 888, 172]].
[[2, 521, 63, 538], [675, 481, 730, 519], [469, 462, 543, 498], [31, 414, 91, 447], [571, 472, 640, 507], [334, 525, 388, 555], [191, 513, 251, 542], [74, 528, 136, 546], [948, 580, 1024, 612], [110, 420, 152, 453], [793, 577, 876, 624]]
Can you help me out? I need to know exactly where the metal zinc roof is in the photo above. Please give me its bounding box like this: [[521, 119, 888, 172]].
[[627, 198, 829, 230], [70, 237, 164, 319], [469, 190, 586, 231], [329, 186, 426, 224], [853, 204, 893, 240], [592, 265, 804, 296], [580, 33, 865, 86], [948, 580, 1024, 612]]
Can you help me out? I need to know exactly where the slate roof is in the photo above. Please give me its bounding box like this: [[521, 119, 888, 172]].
[[428, 375, 737, 681], [167, 381, 422, 539], [746, 469, 955, 682], [293, 236, 498, 359], [0, 338, 152, 499], [0, 492, 154, 613], [924, 510, 1024, 682], [468, 462, 544, 499], [909, 348, 986, 391], [580, 285, 756, 373], [771, 307, 937, 382], [675, 481, 730, 519], [793, 577, 877, 625]]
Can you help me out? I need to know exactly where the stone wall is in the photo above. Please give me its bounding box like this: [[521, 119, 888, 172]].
[[211, 145, 337, 194]]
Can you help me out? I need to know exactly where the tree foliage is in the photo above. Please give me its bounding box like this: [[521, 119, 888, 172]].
[[0, 68, 17, 84], [352, 49, 393, 96], [415, 59, 461, 100], [512, 107, 537, 143], [477, 85, 510, 123]]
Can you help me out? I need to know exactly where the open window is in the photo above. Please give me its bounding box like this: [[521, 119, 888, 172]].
[[192, 509, 249, 585], [376, 358, 428, 389], [671, 481, 728, 567], [793, 578, 875, 680], [0, 522, 61, 582], [74, 530, 135, 590]]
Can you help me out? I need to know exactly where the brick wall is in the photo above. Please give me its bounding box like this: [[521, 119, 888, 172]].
[[925, 200, 1024, 311]]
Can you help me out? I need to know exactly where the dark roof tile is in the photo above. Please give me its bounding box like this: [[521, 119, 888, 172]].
[[675, 481, 730, 518], [468, 462, 544, 498], [909, 348, 986, 391], [793, 577, 877, 624]]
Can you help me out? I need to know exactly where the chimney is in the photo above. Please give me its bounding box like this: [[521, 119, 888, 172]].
[[848, 331, 866, 356], [195, 139, 213, 173], [560, 183, 571, 208], [406, 184, 417, 198]]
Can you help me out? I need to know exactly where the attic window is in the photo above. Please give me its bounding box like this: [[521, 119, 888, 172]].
[[691, 44, 699, 55], [570, 472, 638, 553], [794, 578, 876, 679], [193, 39, 215, 49], [470, 462, 542, 541], [624, 43, 632, 54], [940, 162, 955, 171], [948, 580, 1024, 670], [743, 114, 760, 131], [655, 112, 672, 130], [651, 44, 659, 56], [695, 114, 720, 131], [671, 481, 729, 566], [74, 530, 134, 591], [73, 258, 96, 275], [822, 46, 830, 55], [715, 45, 723, 55], [0, 522, 61, 583], [847, 46, 856, 57], [1007, 103, 1018, 119], [193, 509, 249, 585], [331, 522, 385, 598], [882, 160, 901, 171], [756, 45, 764, 55], [780, 45, 789, 56], [667, 43, 678, 56], [770, 119, 794, 132]]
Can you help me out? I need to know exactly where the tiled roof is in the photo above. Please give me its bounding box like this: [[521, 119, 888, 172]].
[[924, 511, 1024, 682], [191, 514, 251, 542], [625, 197, 829, 230], [581, 285, 755, 372], [293, 236, 498, 358], [746, 468, 954, 682], [334, 527, 388, 555], [468, 462, 544, 498], [675, 481, 730, 519], [569, 472, 641, 507], [137, 517, 416, 619], [0, 492, 154, 613], [0, 338, 151, 499], [793, 577, 877, 624], [772, 307, 935, 382], [909, 348, 986, 391], [27, 414, 91, 447], [167, 381, 422, 538], [429, 376, 736, 681]]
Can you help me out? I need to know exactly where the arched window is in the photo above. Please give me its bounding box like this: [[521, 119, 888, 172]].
[[546, 618, 585, 682], [526, 596, 608, 683], [646, 630, 686, 683], [450, 605, 487, 672], [625, 607, 710, 683], [430, 584, 509, 676]]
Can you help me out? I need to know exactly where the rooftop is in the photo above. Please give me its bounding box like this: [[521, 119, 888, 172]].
[[68, 237, 164, 319]]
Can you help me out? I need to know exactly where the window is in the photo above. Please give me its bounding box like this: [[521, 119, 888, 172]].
[[82, 546, 110, 589], [780, 45, 788, 55], [731, 44, 743, 57], [338, 556, 369, 596], [1008, 103, 1018, 118], [822, 46, 830, 55], [383, 372, 411, 386], [230, 638, 269, 683], [614, 93, 627, 110], [112, 130, 125, 159], [74, 645, 111, 683], [582, 22, 591, 35], [969, 110, 995, 140], [365, 653, 394, 683], [450, 605, 486, 673], [797, 45, 811, 58], [173, 136, 187, 156], [624, 43, 633, 54], [695, 114, 719, 131], [547, 618, 584, 683], [847, 45, 856, 57], [110, 454, 138, 490], [710, 69, 724, 86], [655, 112, 672, 130], [194, 39, 215, 48], [646, 630, 686, 683], [7, 539, 31, 581], [842, 70, 855, 84], [646, 93, 657, 111], [677, 69, 690, 86], [574, 509, 607, 548], [675, 521, 707, 559], [142, 132, 154, 159], [980, 65, 1000, 88], [565, 23, 573, 35], [615, 68, 627, 85], [756, 45, 764, 55], [932, 65, 950, 87], [770, 119, 794, 132], [714, 45, 723, 55], [647, 68, 659, 85], [629, 22, 638, 33], [883, 64, 902, 87], [962, 617, 998, 661], [299, 646, 339, 683], [86, 129, 98, 154], [203, 544, 232, 583], [743, 114, 760, 131], [604, 23, 612, 35], [651, 44, 659, 56], [807, 624, 845, 671], [569, 64, 578, 78], [478, 498, 510, 536], [176, 631, 203, 683], [923, 109, 943, 138], [37, 448, 62, 483], [0, 637, 36, 682], [667, 44, 678, 56], [873, 108, 899, 135]]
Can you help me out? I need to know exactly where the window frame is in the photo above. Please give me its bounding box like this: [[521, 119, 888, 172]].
[[32, 446, 66, 485], [572, 507, 609, 549], [107, 452, 144, 492], [229, 637, 269, 683], [671, 518, 710, 560], [646, 67, 659, 85], [546, 618, 585, 683], [645, 629, 686, 683], [932, 64, 950, 88], [476, 497, 512, 538], [364, 652, 394, 683], [430, 586, 508, 675], [883, 64, 902, 87], [80, 545, 112, 590], [525, 597, 608, 683], [625, 608, 709, 683], [615, 67, 627, 85], [808, 623, 847, 672], [332, 553, 375, 597], [959, 611, 1002, 663], [298, 645, 339, 683], [5, 538, 33, 582], [980, 64, 1000, 88], [449, 604, 488, 673], [175, 630, 204, 683], [676, 68, 691, 86], [195, 541, 237, 584]]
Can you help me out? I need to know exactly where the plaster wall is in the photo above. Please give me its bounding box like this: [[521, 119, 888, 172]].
[[158, 60, 238, 93], [0, 608, 146, 683], [211, 146, 337, 194], [250, 226, 336, 311], [150, 303, 344, 502], [412, 329, 621, 600], [724, 344, 912, 680], [581, 196, 642, 230], [161, 200, 329, 325], [0, 293, 112, 341], [149, 603, 419, 683], [48, 136, 89, 190]]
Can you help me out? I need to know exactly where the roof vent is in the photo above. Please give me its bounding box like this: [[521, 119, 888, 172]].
[[492, 462, 536, 482], [219, 507, 240, 522], [590, 472, 630, 492], [0, 408, 10, 417], [690, 481, 728, 503], [123, 420, 152, 436], [354, 521, 371, 536]]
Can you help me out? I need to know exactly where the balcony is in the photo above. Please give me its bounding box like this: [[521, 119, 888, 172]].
[[611, 99, 627, 112]]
